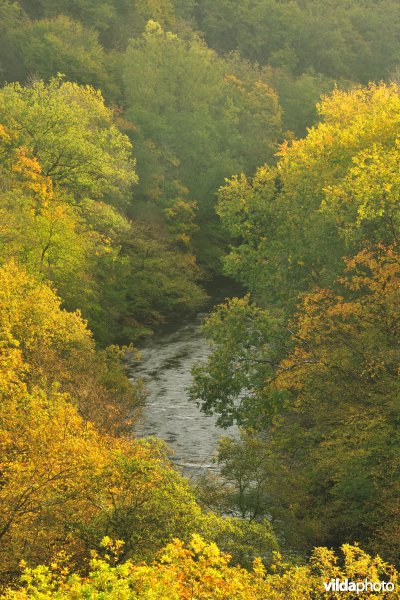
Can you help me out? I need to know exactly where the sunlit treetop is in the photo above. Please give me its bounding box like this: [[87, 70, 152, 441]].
[[0, 77, 137, 207]]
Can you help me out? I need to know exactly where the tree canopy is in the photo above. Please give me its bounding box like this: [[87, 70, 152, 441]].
[[1, 1, 400, 594], [191, 83, 400, 562]]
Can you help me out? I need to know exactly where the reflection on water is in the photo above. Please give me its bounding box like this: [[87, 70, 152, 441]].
[[128, 314, 237, 477]]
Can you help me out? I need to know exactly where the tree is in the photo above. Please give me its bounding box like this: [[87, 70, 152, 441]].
[[190, 296, 287, 428], [0, 77, 136, 206], [189, 81, 400, 564], [0, 78, 206, 342], [123, 22, 281, 267], [0, 386, 108, 578], [0, 0, 25, 84], [0, 262, 212, 581], [18, 0, 179, 49], [79, 437, 209, 564], [209, 433, 276, 521], [195, 0, 400, 84], [12, 16, 115, 96], [0, 133, 92, 303], [218, 83, 400, 312], [270, 68, 340, 137], [0, 261, 142, 434], [267, 246, 400, 560]]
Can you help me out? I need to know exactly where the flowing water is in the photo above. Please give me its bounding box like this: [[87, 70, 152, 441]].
[[128, 313, 238, 478]]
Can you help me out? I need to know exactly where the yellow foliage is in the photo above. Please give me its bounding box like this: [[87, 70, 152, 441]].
[[3, 537, 399, 599], [277, 83, 400, 241]]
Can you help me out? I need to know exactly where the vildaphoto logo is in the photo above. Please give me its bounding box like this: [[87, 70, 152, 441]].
[[324, 578, 395, 594]]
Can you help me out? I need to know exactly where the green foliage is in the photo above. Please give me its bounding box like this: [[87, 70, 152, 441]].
[[196, 239, 400, 560], [266, 246, 400, 560], [2, 1, 400, 592], [19, 0, 179, 48], [0, 77, 136, 205], [196, 82, 400, 562], [190, 296, 287, 427], [75, 437, 209, 564], [270, 69, 341, 137], [217, 84, 400, 312], [0, 0, 25, 83], [216, 433, 274, 521], [195, 0, 400, 83], [12, 16, 115, 95], [214, 517, 278, 571], [18, 0, 116, 33], [123, 22, 281, 267], [0, 78, 206, 344]]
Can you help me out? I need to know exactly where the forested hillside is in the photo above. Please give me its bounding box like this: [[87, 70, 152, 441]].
[[0, 0, 400, 597]]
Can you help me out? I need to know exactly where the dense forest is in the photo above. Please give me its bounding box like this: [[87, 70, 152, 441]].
[[0, 0, 400, 597]]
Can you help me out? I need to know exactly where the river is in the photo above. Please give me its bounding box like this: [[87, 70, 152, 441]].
[[128, 312, 238, 478]]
